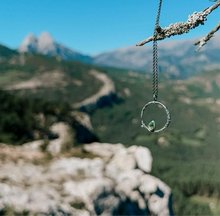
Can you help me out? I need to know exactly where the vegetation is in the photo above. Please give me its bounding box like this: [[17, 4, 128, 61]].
[[70, 201, 86, 210], [0, 44, 220, 215], [0, 44, 18, 58], [0, 45, 103, 105], [0, 207, 29, 216], [0, 89, 76, 145], [90, 67, 220, 215]]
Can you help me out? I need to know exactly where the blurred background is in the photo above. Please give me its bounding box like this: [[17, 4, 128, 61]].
[[0, 0, 220, 215]]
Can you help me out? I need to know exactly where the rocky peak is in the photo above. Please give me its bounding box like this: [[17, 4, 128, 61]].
[[37, 32, 56, 54], [19, 33, 38, 53], [18, 32, 93, 63], [19, 32, 56, 55]]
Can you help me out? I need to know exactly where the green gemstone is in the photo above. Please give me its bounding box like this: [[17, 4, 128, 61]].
[[148, 120, 156, 132]]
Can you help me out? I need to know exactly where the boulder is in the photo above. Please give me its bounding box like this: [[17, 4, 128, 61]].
[[105, 148, 136, 179], [134, 146, 153, 173], [63, 178, 118, 215], [139, 175, 158, 195], [0, 183, 88, 216], [50, 157, 104, 178], [84, 142, 125, 160], [148, 194, 170, 216]]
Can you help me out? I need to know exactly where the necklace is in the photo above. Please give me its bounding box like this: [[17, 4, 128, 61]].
[[141, 0, 171, 133]]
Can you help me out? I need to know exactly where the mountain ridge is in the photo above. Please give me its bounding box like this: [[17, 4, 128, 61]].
[[93, 34, 220, 78], [19, 32, 93, 63], [18, 32, 220, 79]]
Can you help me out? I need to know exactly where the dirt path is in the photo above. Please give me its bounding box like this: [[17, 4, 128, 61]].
[[4, 70, 66, 90], [74, 70, 115, 109]]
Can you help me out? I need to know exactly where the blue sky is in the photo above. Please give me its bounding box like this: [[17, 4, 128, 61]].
[[0, 0, 219, 54]]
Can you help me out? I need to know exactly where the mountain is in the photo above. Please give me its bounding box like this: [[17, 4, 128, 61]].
[[18, 32, 220, 79], [19, 32, 93, 63], [93, 34, 220, 79], [0, 44, 18, 58]]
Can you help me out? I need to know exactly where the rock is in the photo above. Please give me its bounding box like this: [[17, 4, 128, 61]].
[[134, 146, 153, 173], [50, 157, 104, 178], [148, 194, 170, 216], [20, 140, 44, 151], [130, 191, 146, 210], [64, 178, 114, 200], [117, 169, 143, 185], [139, 175, 158, 195], [116, 170, 143, 198], [0, 142, 172, 216], [63, 178, 117, 215], [47, 122, 73, 155], [127, 145, 138, 153], [158, 137, 170, 147], [84, 142, 125, 160], [93, 194, 120, 216], [0, 183, 86, 216], [106, 148, 136, 179], [140, 174, 171, 197]]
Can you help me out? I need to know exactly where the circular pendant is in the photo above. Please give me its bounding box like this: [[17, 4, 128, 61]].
[[141, 101, 171, 133]]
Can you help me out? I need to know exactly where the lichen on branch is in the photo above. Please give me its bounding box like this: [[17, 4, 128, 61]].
[[136, 0, 220, 46]]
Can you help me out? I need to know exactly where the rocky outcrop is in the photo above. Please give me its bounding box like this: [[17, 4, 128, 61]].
[[19, 32, 93, 63], [71, 111, 98, 144], [0, 142, 172, 216], [46, 112, 98, 155], [30, 113, 97, 156], [47, 122, 73, 155]]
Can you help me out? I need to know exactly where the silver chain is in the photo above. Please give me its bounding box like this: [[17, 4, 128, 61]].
[[141, 0, 172, 133], [152, 0, 163, 101]]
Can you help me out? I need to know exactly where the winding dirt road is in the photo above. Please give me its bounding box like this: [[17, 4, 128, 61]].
[[74, 70, 115, 109]]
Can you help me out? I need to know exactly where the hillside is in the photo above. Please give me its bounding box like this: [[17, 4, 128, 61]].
[[1, 43, 220, 215], [0, 44, 114, 145], [93, 34, 220, 79], [0, 89, 98, 146], [0, 44, 116, 108], [90, 67, 220, 215]]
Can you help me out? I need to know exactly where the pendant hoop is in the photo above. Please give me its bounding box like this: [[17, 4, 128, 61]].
[[141, 101, 171, 133]]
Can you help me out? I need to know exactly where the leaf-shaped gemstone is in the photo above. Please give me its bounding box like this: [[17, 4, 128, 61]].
[[148, 120, 156, 132]]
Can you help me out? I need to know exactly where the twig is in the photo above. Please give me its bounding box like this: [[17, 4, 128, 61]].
[[136, 0, 220, 46], [194, 21, 220, 51]]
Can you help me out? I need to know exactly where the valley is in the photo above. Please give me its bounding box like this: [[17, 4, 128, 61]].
[[0, 41, 220, 215]]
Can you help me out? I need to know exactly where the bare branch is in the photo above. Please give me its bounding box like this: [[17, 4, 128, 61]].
[[136, 0, 220, 46], [194, 21, 220, 51]]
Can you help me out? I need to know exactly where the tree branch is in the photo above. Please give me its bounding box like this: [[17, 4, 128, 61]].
[[136, 0, 220, 46], [194, 21, 220, 51]]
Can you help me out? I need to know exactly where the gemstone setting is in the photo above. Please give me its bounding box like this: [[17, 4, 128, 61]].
[[148, 120, 156, 132]]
